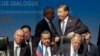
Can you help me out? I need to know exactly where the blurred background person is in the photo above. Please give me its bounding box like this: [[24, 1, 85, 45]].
[[21, 25, 33, 56], [34, 7, 57, 47], [36, 30, 59, 56], [54, 4, 88, 44], [83, 31, 99, 56], [0, 37, 9, 56], [58, 33, 83, 56], [9, 29, 31, 56]]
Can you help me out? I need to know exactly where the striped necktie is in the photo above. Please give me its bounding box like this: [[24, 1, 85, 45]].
[[15, 46, 18, 56]]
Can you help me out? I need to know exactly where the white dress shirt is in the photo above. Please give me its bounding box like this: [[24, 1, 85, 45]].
[[43, 45, 51, 56], [61, 16, 69, 35], [14, 41, 21, 56], [70, 44, 78, 56], [44, 17, 50, 23]]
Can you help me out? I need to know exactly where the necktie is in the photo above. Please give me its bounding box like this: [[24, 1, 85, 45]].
[[15, 46, 18, 56], [88, 45, 90, 53], [27, 41, 32, 56], [85, 45, 90, 56], [73, 50, 76, 56], [61, 21, 65, 35], [45, 47, 48, 56], [48, 21, 55, 36]]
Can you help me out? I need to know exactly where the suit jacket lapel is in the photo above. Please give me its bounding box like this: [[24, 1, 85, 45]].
[[68, 44, 71, 56], [90, 43, 93, 55], [20, 46, 26, 56], [64, 16, 72, 36], [11, 42, 14, 56], [43, 19, 51, 31], [50, 47, 53, 56], [57, 20, 63, 36], [44, 19, 49, 26], [9, 41, 14, 56]]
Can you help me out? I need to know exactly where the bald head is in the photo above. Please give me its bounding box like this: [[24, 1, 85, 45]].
[[14, 29, 24, 45], [71, 33, 82, 50]]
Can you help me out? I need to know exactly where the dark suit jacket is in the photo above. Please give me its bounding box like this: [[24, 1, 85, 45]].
[[50, 45, 60, 55], [57, 43, 84, 56], [21, 36, 35, 56], [83, 43, 99, 56], [97, 24, 100, 46], [33, 18, 56, 47], [55, 15, 88, 43], [9, 41, 31, 56]]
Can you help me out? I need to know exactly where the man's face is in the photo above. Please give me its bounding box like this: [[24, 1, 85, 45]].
[[84, 32, 91, 44], [46, 9, 54, 20], [22, 28, 31, 40], [57, 8, 68, 21], [41, 34, 50, 46], [72, 36, 81, 51], [14, 30, 24, 44]]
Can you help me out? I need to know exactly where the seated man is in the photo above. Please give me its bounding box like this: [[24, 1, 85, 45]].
[[9, 29, 31, 56], [21, 25, 33, 56], [36, 30, 59, 56], [58, 33, 83, 56], [83, 32, 99, 56], [0, 37, 9, 56]]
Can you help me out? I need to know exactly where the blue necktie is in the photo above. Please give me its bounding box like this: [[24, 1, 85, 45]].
[[45, 47, 48, 56], [61, 21, 65, 35]]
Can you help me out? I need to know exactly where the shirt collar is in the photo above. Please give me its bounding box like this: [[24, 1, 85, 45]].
[[61, 16, 69, 23], [71, 43, 74, 52], [44, 17, 50, 23], [71, 43, 78, 52], [43, 44, 50, 48], [14, 41, 20, 48]]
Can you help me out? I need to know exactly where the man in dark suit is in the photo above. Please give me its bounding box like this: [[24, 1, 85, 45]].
[[58, 33, 83, 56], [21, 25, 33, 56], [34, 7, 57, 47], [9, 29, 31, 56], [55, 4, 88, 44], [83, 31, 99, 56], [36, 30, 59, 56]]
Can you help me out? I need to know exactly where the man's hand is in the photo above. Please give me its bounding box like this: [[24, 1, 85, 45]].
[[67, 32, 75, 39], [55, 36, 60, 42]]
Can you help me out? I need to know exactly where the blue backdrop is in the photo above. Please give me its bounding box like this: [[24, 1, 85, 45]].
[[0, 0, 100, 44]]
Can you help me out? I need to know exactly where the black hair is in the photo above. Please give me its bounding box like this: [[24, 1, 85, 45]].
[[43, 7, 54, 16], [57, 4, 69, 11], [21, 25, 31, 32]]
